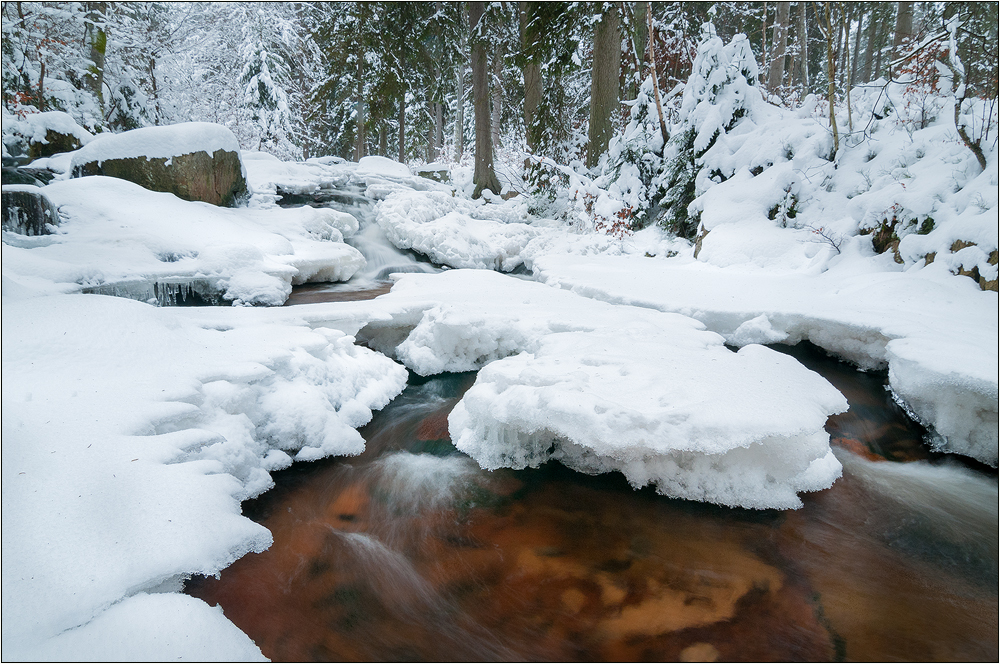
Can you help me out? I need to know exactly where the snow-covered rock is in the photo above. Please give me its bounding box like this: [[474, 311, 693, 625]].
[[70, 122, 249, 207], [3, 176, 365, 305], [1, 109, 94, 160], [358, 269, 849, 509], [2, 184, 60, 236]]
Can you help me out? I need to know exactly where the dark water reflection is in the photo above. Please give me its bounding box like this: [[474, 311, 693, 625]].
[[186, 345, 998, 662]]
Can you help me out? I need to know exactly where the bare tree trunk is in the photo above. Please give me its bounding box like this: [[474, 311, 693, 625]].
[[379, 125, 388, 156], [491, 44, 504, 151], [354, 58, 366, 162], [520, 1, 542, 154], [862, 7, 876, 81], [840, 5, 853, 131], [646, 2, 668, 146], [455, 4, 467, 161], [470, 1, 501, 198], [767, 1, 791, 92], [587, 5, 621, 169], [629, 1, 648, 101], [851, 5, 863, 87], [892, 1, 913, 48], [398, 95, 406, 163], [798, 2, 809, 93], [84, 2, 107, 112], [761, 1, 769, 85], [823, 2, 839, 159]]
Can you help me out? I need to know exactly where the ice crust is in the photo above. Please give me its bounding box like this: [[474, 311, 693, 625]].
[[1, 291, 407, 659], [4, 176, 365, 305], [362, 269, 848, 509]]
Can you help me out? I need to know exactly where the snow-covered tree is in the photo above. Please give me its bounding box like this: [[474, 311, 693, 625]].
[[660, 24, 763, 238]]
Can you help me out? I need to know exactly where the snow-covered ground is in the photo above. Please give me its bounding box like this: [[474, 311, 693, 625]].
[[3, 73, 997, 660]]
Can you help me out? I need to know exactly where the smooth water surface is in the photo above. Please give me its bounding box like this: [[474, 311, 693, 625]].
[[186, 345, 998, 662]]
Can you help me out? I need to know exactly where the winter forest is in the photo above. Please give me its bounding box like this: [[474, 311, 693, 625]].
[[2, 1, 998, 662]]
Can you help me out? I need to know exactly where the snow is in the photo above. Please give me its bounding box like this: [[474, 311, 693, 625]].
[[375, 190, 545, 271], [1, 109, 94, 147], [70, 122, 242, 167], [356, 269, 848, 510], [3, 176, 365, 305], [526, 250, 998, 465], [357, 155, 412, 179], [1, 288, 407, 660]]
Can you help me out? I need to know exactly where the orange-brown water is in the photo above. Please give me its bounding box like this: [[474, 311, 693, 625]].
[[186, 347, 998, 662]]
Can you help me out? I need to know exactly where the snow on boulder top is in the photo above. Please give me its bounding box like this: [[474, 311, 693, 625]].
[[4, 110, 94, 145], [71, 123, 241, 168], [357, 155, 411, 179]]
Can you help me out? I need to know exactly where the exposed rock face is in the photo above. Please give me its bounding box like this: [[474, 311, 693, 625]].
[[73, 148, 249, 207], [28, 128, 84, 159], [2, 185, 60, 235], [69, 123, 249, 207]]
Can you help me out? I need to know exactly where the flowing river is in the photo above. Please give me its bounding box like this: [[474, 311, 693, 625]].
[[185, 189, 998, 662]]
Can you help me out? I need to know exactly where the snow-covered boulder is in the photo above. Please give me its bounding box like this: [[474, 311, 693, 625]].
[[359, 269, 849, 509], [1, 110, 94, 160], [2, 185, 60, 236], [70, 123, 249, 207]]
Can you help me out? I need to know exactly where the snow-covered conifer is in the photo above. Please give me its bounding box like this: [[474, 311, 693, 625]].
[[660, 23, 762, 238]]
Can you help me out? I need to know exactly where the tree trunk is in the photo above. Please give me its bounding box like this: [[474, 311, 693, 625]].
[[761, 1, 768, 85], [767, 1, 790, 92], [520, 2, 542, 154], [470, 1, 501, 198], [797, 1, 809, 93], [587, 5, 621, 169], [862, 7, 876, 82], [398, 95, 406, 163], [851, 5, 863, 87], [629, 1, 648, 101], [354, 57, 366, 162], [84, 2, 107, 112], [379, 125, 388, 156], [892, 1, 913, 49], [823, 2, 839, 159], [455, 4, 467, 161], [491, 44, 504, 151]]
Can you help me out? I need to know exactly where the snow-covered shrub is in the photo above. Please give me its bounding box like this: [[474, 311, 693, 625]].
[[597, 76, 669, 229], [660, 25, 763, 239]]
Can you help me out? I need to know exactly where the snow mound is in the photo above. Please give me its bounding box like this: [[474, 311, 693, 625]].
[[70, 122, 241, 167], [362, 269, 848, 509], [1, 290, 407, 659], [376, 190, 546, 271], [357, 155, 411, 179], [4, 176, 365, 305]]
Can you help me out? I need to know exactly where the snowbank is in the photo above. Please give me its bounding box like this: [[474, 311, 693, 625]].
[[3, 176, 365, 305], [1, 288, 407, 660], [527, 250, 999, 465], [1, 109, 94, 150], [376, 190, 545, 271], [358, 269, 848, 509]]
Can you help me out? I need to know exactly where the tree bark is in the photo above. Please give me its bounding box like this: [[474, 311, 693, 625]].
[[398, 95, 406, 163], [491, 44, 504, 151], [851, 4, 863, 87], [823, 2, 839, 159], [890, 1, 913, 79], [84, 2, 107, 111], [862, 7, 876, 81], [797, 1, 809, 93], [520, 2, 542, 154], [587, 5, 621, 169], [470, 1, 501, 198], [455, 3, 467, 161], [629, 1, 648, 101], [354, 56, 366, 162], [767, 2, 791, 93]]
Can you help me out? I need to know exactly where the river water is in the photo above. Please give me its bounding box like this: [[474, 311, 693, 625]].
[[185, 191, 998, 662]]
